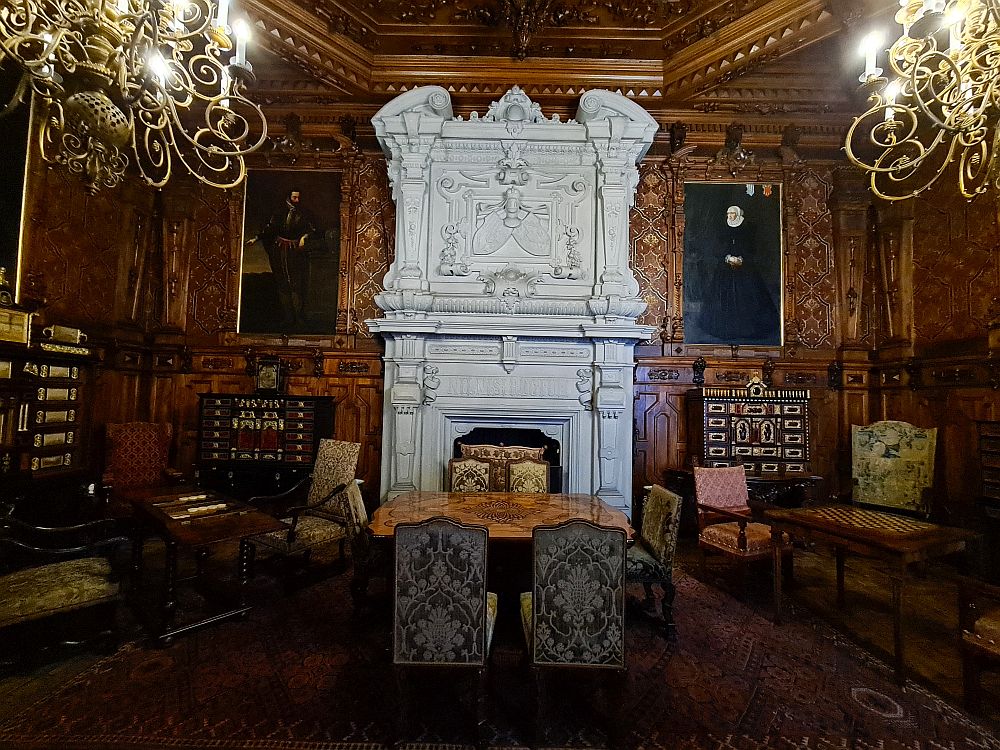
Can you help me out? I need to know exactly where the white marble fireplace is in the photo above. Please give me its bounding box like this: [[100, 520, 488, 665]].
[[367, 86, 657, 516]]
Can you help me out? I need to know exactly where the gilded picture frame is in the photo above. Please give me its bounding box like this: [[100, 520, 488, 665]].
[[682, 182, 784, 346], [238, 169, 342, 336]]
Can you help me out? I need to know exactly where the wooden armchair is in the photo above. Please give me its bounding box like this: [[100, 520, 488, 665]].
[[0, 506, 128, 665], [958, 575, 1000, 713], [102, 422, 184, 518], [695, 466, 791, 595], [626, 484, 682, 639]]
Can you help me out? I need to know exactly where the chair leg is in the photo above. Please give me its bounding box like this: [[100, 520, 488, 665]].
[[605, 671, 627, 750], [393, 665, 409, 748], [662, 578, 677, 641], [962, 650, 982, 714], [531, 665, 544, 749], [475, 667, 488, 750]]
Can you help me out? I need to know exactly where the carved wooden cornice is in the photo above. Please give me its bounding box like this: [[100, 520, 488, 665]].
[[661, 3, 839, 100], [241, 0, 868, 110]]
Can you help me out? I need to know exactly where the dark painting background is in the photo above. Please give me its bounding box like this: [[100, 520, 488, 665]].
[[0, 64, 30, 298], [239, 170, 341, 335], [682, 182, 783, 346]]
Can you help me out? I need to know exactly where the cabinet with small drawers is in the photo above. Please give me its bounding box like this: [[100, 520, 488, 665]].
[[196, 393, 334, 499], [686, 378, 811, 475], [0, 340, 93, 481]]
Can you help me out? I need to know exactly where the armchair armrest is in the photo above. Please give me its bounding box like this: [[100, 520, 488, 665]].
[[696, 503, 753, 523], [247, 474, 313, 517], [279, 483, 349, 546]]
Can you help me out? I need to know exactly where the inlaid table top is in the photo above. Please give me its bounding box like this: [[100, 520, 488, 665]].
[[370, 491, 634, 541], [128, 486, 287, 547]]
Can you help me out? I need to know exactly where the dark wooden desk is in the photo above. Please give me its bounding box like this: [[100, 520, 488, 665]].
[[128, 486, 287, 645], [370, 491, 633, 540], [766, 504, 976, 682]]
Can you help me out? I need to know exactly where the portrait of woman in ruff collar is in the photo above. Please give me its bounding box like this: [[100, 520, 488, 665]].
[[681, 182, 783, 347]]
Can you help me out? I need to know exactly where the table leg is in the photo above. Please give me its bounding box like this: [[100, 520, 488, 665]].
[[835, 546, 846, 608], [161, 539, 178, 642], [891, 574, 905, 683], [238, 538, 254, 609], [131, 528, 145, 588], [771, 527, 784, 624]]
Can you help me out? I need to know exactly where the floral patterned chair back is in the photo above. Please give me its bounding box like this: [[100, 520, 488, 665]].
[[393, 517, 492, 667], [852, 421, 937, 516], [449, 457, 492, 493], [307, 439, 361, 513], [507, 458, 550, 493], [626, 484, 682, 638], [524, 519, 626, 668], [460, 444, 545, 491]]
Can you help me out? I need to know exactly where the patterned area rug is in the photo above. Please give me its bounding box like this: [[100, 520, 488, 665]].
[[0, 567, 996, 750]]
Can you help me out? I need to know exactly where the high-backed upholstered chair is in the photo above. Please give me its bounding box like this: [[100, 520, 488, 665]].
[[460, 444, 545, 491], [249, 440, 363, 580], [626, 484, 682, 639], [520, 520, 627, 748], [852, 420, 937, 516], [393, 517, 496, 749], [507, 458, 549, 493], [449, 457, 492, 492], [102, 422, 182, 517], [695, 466, 791, 593], [958, 576, 1000, 713], [300, 439, 361, 521]]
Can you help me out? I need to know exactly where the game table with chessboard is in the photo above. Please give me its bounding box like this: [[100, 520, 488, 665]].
[[765, 503, 977, 683]]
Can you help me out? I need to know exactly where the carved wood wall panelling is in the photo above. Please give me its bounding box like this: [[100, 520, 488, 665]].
[[784, 167, 836, 350], [829, 167, 872, 351], [910, 187, 1000, 348], [177, 185, 240, 340], [630, 162, 672, 344], [20, 156, 155, 330], [158, 185, 204, 333], [632, 384, 687, 495], [874, 384, 997, 522], [349, 157, 394, 336], [90, 369, 147, 423], [872, 201, 916, 355]]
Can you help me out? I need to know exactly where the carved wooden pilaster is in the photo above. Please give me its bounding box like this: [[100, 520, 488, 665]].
[[874, 199, 915, 357], [830, 167, 871, 353]]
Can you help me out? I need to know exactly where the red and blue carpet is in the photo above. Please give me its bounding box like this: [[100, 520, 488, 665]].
[[0, 568, 995, 750]]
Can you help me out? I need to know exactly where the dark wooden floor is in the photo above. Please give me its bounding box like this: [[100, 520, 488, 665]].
[[1, 538, 998, 729]]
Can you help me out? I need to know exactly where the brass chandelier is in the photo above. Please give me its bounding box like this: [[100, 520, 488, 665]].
[[844, 0, 1000, 201], [0, 0, 267, 193]]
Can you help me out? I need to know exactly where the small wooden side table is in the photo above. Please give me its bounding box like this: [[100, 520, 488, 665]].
[[127, 486, 287, 645]]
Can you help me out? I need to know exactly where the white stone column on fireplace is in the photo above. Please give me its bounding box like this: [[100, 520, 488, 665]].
[[368, 86, 657, 517]]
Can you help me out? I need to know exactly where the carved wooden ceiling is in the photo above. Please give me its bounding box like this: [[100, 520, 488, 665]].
[[243, 0, 893, 145]]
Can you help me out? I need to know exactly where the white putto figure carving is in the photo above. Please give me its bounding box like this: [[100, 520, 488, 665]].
[[473, 187, 549, 257]]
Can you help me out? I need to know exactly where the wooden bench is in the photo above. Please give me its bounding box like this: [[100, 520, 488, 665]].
[[0, 508, 128, 665]]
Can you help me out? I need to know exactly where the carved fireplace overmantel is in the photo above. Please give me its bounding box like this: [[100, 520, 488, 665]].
[[367, 86, 657, 515]]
